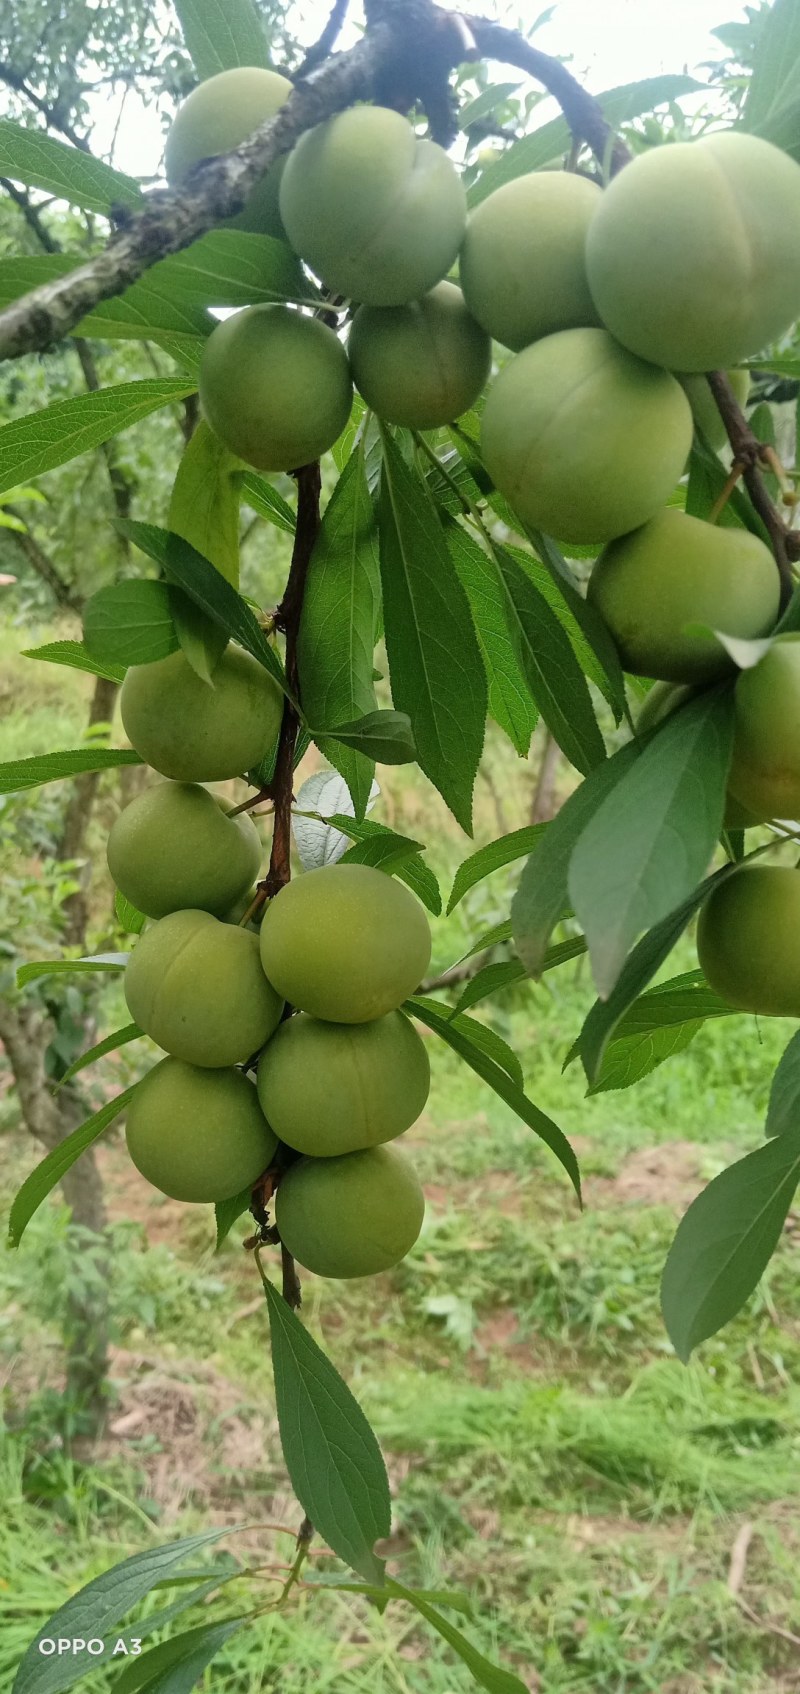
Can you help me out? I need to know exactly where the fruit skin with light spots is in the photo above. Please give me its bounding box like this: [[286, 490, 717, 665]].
[[107, 781, 261, 920], [586, 132, 800, 371], [588, 507, 780, 683], [120, 646, 283, 782], [275, 1144, 425, 1278], [347, 282, 491, 428], [257, 1009, 430, 1156], [697, 867, 800, 1015], [199, 304, 352, 472], [259, 863, 432, 1023], [680, 369, 751, 451], [125, 1058, 277, 1202], [459, 170, 601, 350], [124, 909, 284, 1067], [727, 635, 800, 821], [481, 327, 692, 545], [279, 105, 466, 306], [164, 66, 293, 238]]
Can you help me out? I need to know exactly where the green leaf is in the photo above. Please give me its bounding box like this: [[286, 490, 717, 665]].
[[568, 687, 735, 997], [661, 1125, 800, 1362], [0, 747, 142, 795], [115, 890, 146, 934], [174, 0, 270, 78], [214, 1189, 254, 1251], [21, 641, 125, 684], [444, 521, 538, 757], [520, 532, 628, 721], [322, 709, 415, 765], [167, 420, 240, 677], [454, 937, 587, 1015], [586, 971, 734, 1095], [113, 1616, 249, 1694], [11, 1530, 240, 1694], [493, 544, 606, 775], [409, 996, 580, 1198], [0, 381, 196, 497], [262, 1277, 391, 1583], [17, 953, 128, 988], [766, 1031, 800, 1137], [0, 119, 141, 213], [339, 832, 422, 873], [467, 76, 702, 204], [386, 1580, 528, 1694], [449, 825, 547, 914], [685, 438, 764, 534], [438, 1014, 524, 1090], [118, 522, 290, 702], [57, 1023, 142, 1090], [323, 814, 441, 915], [299, 451, 380, 817], [83, 580, 179, 668], [511, 743, 641, 977], [743, 0, 800, 151], [379, 428, 486, 832], [8, 1087, 137, 1249], [241, 471, 296, 534]]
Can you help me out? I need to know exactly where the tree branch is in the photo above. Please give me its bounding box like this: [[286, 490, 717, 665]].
[[0, 2, 626, 362], [707, 369, 800, 606], [264, 460, 322, 901], [2, 509, 82, 609], [0, 62, 91, 151], [295, 0, 352, 79]]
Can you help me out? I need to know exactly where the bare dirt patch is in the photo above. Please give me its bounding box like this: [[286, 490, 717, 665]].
[[590, 1142, 705, 1211]]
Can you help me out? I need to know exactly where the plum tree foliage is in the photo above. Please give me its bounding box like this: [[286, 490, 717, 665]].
[[7, 0, 800, 1681]]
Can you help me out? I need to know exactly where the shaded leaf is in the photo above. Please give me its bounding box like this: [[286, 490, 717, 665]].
[[445, 521, 538, 757], [568, 687, 735, 997], [215, 1189, 254, 1252], [379, 428, 486, 832], [8, 1088, 137, 1249], [0, 747, 142, 795], [387, 1579, 528, 1694], [262, 1277, 391, 1583], [454, 936, 587, 1016], [0, 119, 141, 213], [323, 812, 441, 915], [493, 544, 606, 775], [339, 832, 423, 873], [22, 641, 126, 684], [113, 1616, 249, 1694], [520, 532, 628, 720], [0, 381, 196, 496], [241, 471, 296, 534], [83, 580, 179, 667], [661, 1127, 800, 1361], [766, 1031, 800, 1137], [743, 0, 800, 152], [168, 423, 240, 677], [323, 709, 415, 765]]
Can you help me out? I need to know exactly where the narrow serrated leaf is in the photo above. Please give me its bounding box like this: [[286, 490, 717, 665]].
[[22, 642, 126, 684], [8, 1087, 137, 1249], [84, 580, 179, 667], [57, 1024, 142, 1090], [0, 748, 142, 795], [0, 381, 196, 496], [0, 119, 141, 213], [174, 0, 270, 77], [449, 825, 547, 914]]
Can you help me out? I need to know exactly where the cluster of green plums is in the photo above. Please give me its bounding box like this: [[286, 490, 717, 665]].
[[110, 649, 433, 1280]]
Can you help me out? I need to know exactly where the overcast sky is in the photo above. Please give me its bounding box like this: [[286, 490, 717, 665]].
[[97, 0, 746, 176]]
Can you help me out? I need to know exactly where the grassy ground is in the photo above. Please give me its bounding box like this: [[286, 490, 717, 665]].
[[2, 629, 800, 1693]]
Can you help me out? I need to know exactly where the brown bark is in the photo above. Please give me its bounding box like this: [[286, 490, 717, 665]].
[[58, 673, 119, 948], [530, 731, 562, 825]]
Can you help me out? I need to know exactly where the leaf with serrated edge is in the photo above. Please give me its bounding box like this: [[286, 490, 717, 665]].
[[444, 521, 538, 757], [0, 748, 142, 795], [0, 119, 141, 213], [323, 709, 415, 764], [22, 642, 126, 684], [410, 996, 580, 1198], [112, 1615, 249, 1694], [8, 1087, 137, 1249], [84, 580, 179, 668], [175, 0, 270, 77], [569, 687, 734, 998], [449, 825, 547, 914], [494, 544, 606, 775], [0, 381, 195, 496], [262, 1277, 390, 1582], [661, 1126, 800, 1361]]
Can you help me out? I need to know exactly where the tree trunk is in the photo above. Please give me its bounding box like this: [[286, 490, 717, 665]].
[[530, 730, 562, 825], [58, 673, 118, 947], [0, 999, 110, 1430]]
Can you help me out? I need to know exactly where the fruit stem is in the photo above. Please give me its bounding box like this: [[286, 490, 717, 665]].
[[706, 369, 800, 608]]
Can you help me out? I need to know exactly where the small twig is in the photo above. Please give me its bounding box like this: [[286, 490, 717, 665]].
[[727, 1523, 754, 1595], [735, 1596, 800, 1650], [708, 460, 746, 525], [278, 1517, 315, 1604], [707, 369, 800, 607], [295, 0, 352, 78]]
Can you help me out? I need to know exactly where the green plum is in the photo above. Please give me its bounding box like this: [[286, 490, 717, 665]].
[[199, 304, 352, 471], [481, 328, 692, 545], [164, 66, 292, 238], [588, 507, 779, 683], [257, 1010, 430, 1155], [126, 1057, 277, 1202], [124, 909, 283, 1067], [275, 1144, 425, 1278], [347, 282, 491, 428], [259, 863, 431, 1022], [107, 781, 261, 920], [680, 369, 751, 451], [120, 646, 283, 782], [586, 132, 800, 371], [697, 867, 800, 1015], [728, 634, 800, 820], [279, 105, 466, 305], [459, 170, 601, 350]]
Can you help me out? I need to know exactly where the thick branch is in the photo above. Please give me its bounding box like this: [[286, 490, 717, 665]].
[[0, 4, 627, 361], [707, 369, 800, 605]]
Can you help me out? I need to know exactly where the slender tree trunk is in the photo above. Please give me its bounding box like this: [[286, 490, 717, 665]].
[[530, 730, 562, 825]]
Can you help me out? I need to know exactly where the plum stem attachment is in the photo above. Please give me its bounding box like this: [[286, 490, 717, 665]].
[[708, 459, 747, 525]]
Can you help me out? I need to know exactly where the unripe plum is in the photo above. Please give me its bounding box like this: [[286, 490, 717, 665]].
[[107, 781, 261, 919], [164, 67, 292, 238], [728, 635, 800, 820], [459, 170, 601, 351], [199, 304, 352, 471], [126, 1057, 277, 1202], [588, 507, 780, 683], [697, 867, 800, 1015], [279, 105, 466, 306], [275, 1144, 425, 1278], [121, 646, 283, 782], [125, 909, 283, 1066], [680, 370, 751, 452], [347, 282, 491, 428], [481, 328, 692, 545], [586, 133, 800, 371], [257, 1009, 430, 1155], [259, 863, 431, 1022]]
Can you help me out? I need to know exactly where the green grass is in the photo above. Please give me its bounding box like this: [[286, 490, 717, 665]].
[[3, 634, 800, 1691]]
